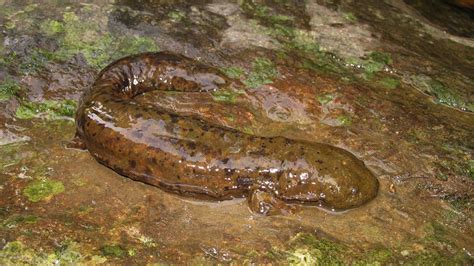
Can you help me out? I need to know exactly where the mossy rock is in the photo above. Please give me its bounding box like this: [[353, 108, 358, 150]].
[[23, 179, 65, 202]]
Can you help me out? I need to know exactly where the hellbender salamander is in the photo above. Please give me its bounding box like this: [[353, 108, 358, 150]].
[[74, 52, 378, 215]]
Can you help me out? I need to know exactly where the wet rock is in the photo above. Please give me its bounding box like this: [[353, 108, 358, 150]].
[[305, 0, 379, 59], [0, 129, 30, 146]]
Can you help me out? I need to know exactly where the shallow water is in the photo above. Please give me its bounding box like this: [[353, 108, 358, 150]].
[[0, 0, 473, 264]]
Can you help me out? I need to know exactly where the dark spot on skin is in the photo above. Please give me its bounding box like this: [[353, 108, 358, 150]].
[[236, 176, 253, 187], [151, 157, 157, 164], [129, 160, 137, 168], [170, 115, 178, 123], [188, 142, 196, 150], [316, 159, 323, 164]]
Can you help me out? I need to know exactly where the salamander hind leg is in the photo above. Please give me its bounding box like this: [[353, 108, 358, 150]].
[[248, 189, 299, 216]]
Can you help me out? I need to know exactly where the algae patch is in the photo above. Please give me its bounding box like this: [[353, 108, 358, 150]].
[[317, 94, 334, 105], [0, 241, 107, 265], [37, 11, 159, 69], [337, 115, 352, 126], [101, 244, 126, 257], [407, 74, 473, 112], [347, 51, 392, 75], [221, 57, 278, 89], [2, 215, 38, 229], [15, 100, 77, 120], [211, 89, 244, 103], [265, 233, 345, 265], [23, 178, 65, 202], [168, 10, 185, 22], [243, 57, 279, 88], [0, 77, 21, 101], [220, 66, 245, 79], [377, 77, 400, 89]]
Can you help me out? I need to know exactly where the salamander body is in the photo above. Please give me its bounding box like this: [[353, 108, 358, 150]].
[[75, 52, 378, 214]]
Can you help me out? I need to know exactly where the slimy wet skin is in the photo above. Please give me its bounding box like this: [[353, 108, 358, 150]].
[[75, 52, 378, 215]]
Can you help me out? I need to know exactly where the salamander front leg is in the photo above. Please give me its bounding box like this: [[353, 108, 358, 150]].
[[248, 189, 299, 216]]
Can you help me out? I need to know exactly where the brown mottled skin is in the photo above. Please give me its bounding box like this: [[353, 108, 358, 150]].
[[75, 52, 378, 215]]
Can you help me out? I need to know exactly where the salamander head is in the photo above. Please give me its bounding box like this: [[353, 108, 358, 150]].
[[276, 167, 379, 211]]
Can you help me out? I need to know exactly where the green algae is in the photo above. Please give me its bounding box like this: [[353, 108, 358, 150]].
[[337, 115, 352, 126], [221, 66, 245, 79], [369, 51, 393, 66], [287, 248, 320, 265], [53, 11, 114, 68], [244, 57, 279, 88], [127, 249, 137, 257], [0, 51, 19, 69], [15, 100, 77, 120], [347, 51, 392, 75], [114, 35, 159, 57], [317, 94, 334, 105], [239, 0, 352, 76], [409, 74, 472, 112], [0, 77, 21, 101], [101, 244, 126, 257], [19, 48, 56, 74], [37, 11, 159, 69], [264, 233, 346, 264], [436, 156, 474, 183], [0, 240, 107, 265], [39, 19, 64, 36], [377, 77, 400, 89], [0, 47, 53, 75], [220, 57, 278, 89], [211, 89, 244, 103], [343, 12, 357, 23], [355, 248, 393, 265], [240, 0, 293, 26], [2, 215, 38, 229], [23, 178, 65, 202], [427, 80, 464, 109], [168, 10, 185, 22], [287, 233, 344, 265], [138, 236, 157, 248]]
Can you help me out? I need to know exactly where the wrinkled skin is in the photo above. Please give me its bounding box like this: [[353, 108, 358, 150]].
[[74, 52, 379, 215]]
